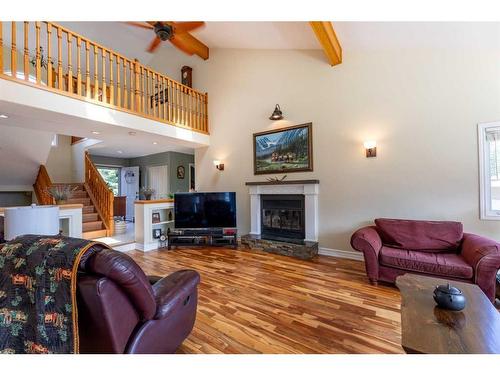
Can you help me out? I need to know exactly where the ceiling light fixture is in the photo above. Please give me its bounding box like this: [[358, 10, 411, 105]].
[[91, 131, 100, 135], [129, 131, 137, 136], [117, 150, 123, 154], [153, 141, 158, 145], [0, 114, 9, 119]]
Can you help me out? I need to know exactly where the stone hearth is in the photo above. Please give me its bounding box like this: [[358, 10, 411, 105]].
[[241, 234, 318, 260]]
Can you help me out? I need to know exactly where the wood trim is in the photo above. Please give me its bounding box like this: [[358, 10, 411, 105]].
[[245, 179, 319, 186], [33, 165, 55, 205], [134, 199, 174, 205], [309, 21, 342, 66]]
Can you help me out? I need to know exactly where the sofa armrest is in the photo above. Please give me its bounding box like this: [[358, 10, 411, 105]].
[[350, 226, 383, 282], [151, 270, 200, 320], [461, 233, 500, 301]]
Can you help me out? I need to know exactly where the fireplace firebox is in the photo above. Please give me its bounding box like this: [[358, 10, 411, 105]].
[[261, 194, 305, 243]]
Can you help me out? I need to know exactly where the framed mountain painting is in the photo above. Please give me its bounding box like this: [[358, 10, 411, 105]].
[[253, 123, 313, 175]]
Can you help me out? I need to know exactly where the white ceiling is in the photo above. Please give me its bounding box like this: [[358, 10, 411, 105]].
[[0, 101, 195, 159], [0, 123, 54, 186], [57, 21, 500, 66]]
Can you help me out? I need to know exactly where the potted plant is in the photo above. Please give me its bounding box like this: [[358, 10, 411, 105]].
[[46, 185, 77, 205], [140, 187, 155, 200]]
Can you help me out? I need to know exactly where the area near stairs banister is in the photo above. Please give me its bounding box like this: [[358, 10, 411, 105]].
[[84, 152, 114, 237], [32, 155, 114, 239], [0, 21, 209, 134]]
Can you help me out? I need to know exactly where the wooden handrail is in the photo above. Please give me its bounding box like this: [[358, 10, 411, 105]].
[[0, 21, 209, 134], [84, 152, 114, 236], [33, 165, 55, 205]]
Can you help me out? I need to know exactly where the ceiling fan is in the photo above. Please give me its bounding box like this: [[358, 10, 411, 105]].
[[126, 21, 209, 60]]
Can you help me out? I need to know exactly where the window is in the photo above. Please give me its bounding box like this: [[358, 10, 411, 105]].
[[97, 166, 120, 196], [478, 121, 500, 219]]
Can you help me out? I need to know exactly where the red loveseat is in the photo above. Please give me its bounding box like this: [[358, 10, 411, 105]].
[[351, 218, 500, 302]]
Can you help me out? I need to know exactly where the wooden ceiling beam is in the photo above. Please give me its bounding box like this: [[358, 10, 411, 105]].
[[309, 21, 342, 66]]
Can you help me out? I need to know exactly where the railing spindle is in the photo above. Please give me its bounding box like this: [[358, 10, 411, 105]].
[[57, 27, 63, 90], [116, 56, 121, 107], [123, 59, 128, 109], [101, 49, 106, 103], [134, 59, 140, 111], [76, 37, 82, 95], [109, 53, 114, 105], [93, 44, 99, 99], [46, 24, 52, 87], [67, 32, 73, 93], [35, 22, 41, 84], [23, 22, 29, 81], [85, 41, 90, 97], [11, 22, 17, 78]]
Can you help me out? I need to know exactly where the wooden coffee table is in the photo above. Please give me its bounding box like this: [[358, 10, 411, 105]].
[[396, 274, 500, 354]]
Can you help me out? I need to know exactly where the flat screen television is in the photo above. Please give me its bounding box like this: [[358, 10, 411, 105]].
[[174, 192, 237, 229]]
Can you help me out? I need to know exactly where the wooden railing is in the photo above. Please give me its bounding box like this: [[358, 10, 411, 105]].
[[84, 152, 114, 236], [0, 21, 209, 134], [33, 165, 55, 205]]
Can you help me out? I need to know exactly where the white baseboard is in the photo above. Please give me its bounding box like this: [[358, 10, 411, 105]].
[[318, 247, 364, 261]]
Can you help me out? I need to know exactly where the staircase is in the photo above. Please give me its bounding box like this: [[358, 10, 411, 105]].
[[54, 183, 108, 239]]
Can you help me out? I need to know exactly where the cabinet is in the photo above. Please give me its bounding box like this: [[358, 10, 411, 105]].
[[134, 199, 174, 251]]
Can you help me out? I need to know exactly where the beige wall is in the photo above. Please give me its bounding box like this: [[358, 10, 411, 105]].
[[146, 32, 500, 252], [45, 135, 73, 183]]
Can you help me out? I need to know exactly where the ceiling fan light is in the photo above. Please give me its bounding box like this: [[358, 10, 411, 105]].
[[269, 104, 283, 120]]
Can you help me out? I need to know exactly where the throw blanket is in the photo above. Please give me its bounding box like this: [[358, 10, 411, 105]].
[[0, 235, 110, 354]]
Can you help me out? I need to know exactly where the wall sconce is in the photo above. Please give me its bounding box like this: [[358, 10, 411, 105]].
[[363, 140, 377, 157], [269, 104, 283, 120], [213, 160, 224, 171]]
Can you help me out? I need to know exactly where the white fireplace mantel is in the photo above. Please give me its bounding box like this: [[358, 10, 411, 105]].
[[246, 180, 319, 242]]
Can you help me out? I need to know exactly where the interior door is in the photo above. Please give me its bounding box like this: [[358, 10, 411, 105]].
[[120, 166, 140, 221]]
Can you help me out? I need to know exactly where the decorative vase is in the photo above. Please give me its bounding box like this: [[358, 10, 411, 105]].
[[144, 193, 152, 200], [56, 199, 67, 205]]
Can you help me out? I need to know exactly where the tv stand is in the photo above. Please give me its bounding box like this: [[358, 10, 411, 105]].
[[167, 228, 238, 249]]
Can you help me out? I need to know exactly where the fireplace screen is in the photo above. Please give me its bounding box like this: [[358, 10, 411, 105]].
[[261, 194, 305, 242]]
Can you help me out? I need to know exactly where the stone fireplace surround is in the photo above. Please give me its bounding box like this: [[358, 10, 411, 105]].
[[245, 180, 319, 242]]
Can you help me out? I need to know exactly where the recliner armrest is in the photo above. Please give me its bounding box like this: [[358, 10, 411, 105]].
[[151, 270, 200, 320]]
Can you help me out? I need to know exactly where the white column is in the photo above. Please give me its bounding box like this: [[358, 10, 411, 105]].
[[249, 186, 261, 235], [304, 193, 319, 242]]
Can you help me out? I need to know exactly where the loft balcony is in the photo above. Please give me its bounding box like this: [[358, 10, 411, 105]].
[[0, 21, 209, 136]]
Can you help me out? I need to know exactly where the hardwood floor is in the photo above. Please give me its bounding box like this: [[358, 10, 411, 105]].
[[127, 247, 403, 354]]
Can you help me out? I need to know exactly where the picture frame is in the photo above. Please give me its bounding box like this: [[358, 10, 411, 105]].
[[152, 212, 161, 224], [150, 88, 168, 108], [253, 123, 313, 175], [177, 165, 185, 179], [152, 228, 162, 239]]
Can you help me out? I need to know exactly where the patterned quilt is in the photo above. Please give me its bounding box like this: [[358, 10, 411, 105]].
[[0, 235, 109, 354]]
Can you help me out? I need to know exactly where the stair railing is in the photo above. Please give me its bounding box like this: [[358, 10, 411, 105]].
[[0, 21, 209, 134], [84, 152, 114, 235], [33, 165, 55, 205]]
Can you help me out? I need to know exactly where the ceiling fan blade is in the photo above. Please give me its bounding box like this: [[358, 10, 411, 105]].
[[171, 21, 205, 32], [125, 21, 154, 30], [147, 36, 162, 53], [169, 32, 209, 60]]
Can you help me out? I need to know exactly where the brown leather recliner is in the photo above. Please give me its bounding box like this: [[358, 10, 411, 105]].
[[77, 248, 200, 354]]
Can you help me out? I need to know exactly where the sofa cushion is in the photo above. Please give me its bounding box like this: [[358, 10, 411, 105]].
[[375, 218, 463, 252], [379, 246, 473, 279]]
